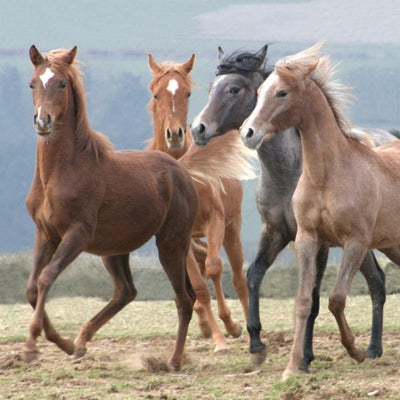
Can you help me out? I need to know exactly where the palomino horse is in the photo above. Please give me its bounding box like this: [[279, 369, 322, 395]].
[[241, 42, 400, 379], [147, 54, 251, 352], [25, 45, 200, 371], [192, 45, 396, 370]]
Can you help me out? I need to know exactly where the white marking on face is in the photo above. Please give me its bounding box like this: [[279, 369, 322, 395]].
[[37, 106, 45, 128], [39, 67, 54, 88], [167, 79, 179, 113]]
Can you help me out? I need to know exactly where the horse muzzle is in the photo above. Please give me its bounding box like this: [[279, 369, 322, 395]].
[[34, 112, 53, 135]]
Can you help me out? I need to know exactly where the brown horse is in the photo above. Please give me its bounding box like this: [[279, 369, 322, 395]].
[[147, 54, 251, 351], [25, 45, 201, 371], [241, 42, 400, 380]]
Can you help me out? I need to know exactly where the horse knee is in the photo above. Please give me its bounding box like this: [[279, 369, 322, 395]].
[[206, 257, 222, 281], [26, 285, 38, 308], [296, 296, 313, 320], [328, 294, 346, 315]]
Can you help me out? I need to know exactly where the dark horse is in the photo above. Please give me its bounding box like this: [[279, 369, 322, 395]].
[[191, 45, 396, 369], [25, 45, 199, 370]]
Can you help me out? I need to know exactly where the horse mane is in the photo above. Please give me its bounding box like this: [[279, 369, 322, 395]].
[[276, 42, 374, 148], [179, 130, 257, 193], [45, 49, 114, 160], [216, 48, 273, 79]]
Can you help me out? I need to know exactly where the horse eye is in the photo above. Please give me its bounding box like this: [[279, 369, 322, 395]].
[[29, 82, 34, 89], [153, 94, 159, 100], [59, 81, 67, 89], [276, 90, 288, 98], [229, 87, 240, 95], [187, 92, 191, 98]]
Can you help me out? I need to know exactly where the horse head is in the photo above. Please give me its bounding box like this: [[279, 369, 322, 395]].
[[29, 45, 77, 138], [191, 44, 270, 146], [148, 54, 195, 150]]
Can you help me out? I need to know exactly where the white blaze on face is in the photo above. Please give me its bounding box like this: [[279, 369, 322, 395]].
[[39, 67, 55, 88], [167, 79, 179, 113]]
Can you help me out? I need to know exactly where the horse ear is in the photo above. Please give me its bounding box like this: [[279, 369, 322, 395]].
[[62, 46, 78, 65], [255, 44, 269, 66], [182, 54, 195, 73], [148, 54, 161, 74], [29, 45, 44, 66], [217, 46, 225, 63]]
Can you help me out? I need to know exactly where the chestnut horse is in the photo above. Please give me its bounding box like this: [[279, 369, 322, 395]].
[[25, 45, 201, 370], [241, 42, 400, 379], [147, 54, 251, 351]]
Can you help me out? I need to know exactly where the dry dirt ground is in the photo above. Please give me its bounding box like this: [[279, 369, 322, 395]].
[[1, 331, 400, 400]]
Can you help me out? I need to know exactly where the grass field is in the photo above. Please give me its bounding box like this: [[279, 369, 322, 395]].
[[1, 295, 400, 399]]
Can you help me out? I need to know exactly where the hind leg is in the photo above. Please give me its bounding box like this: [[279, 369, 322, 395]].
[[223, 219, 249, 324], [186, 247, 227, 351], [73, 254, 137, 358], [247, 224, 289, 364], [157, 242, 194, 371], [206, 220, 241, 338], [359, 251, 386, 359]]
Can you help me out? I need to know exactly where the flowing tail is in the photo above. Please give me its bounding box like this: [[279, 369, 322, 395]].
[[179, 130, 257, 192]]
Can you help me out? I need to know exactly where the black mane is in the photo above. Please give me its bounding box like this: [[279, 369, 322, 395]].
[[216, 48, 272, 79]]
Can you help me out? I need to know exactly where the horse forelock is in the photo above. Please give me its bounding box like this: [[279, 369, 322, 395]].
[[276, 42, 370, 147], [149, 62, 194, 92], [216, 49, 272, 78], [43, 49, 114, 158]]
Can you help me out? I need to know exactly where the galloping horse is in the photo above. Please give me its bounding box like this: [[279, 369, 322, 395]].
[[192, 45, 395, 370], [241, 42, 400, 379], [146, 54, 251, 352], [25, 45, 200, 370]]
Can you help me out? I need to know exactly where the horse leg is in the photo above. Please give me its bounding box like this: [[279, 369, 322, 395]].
[[247, 224, 289, 364], [328, 242, 368, 363], [24, 231, 74, 359], [186, 247, 227, 352], [223, 219, 249, 323], [157, 242, 194, 371], [206, 222, 241, 338], [23, 228, 88, 362], [358, 251, 386, 359], [189, 239, 213, 337], [282, 232, 320, 381], [301, 243, 329, 371], [73, 254, 137, 358]]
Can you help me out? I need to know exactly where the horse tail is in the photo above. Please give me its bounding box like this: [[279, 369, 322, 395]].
[[179, 130, 257, 192]]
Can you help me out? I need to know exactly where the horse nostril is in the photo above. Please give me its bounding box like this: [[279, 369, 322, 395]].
[[34, 115, 37, 124], [166, 128, 172, 140], [47, 115, 51, 125], [199, 123, 205, 134], [178, 128, 183, 139], [246, 128, 254, 138]]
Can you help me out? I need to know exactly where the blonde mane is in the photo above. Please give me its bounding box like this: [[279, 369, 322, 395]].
[[45, 49, 114, 159], [276, 42, 373, 148]]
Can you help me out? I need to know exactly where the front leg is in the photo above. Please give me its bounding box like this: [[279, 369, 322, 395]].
[[24, 226, 89, 361], [283, 231, 321, 381], [247, 225, 289, 364]]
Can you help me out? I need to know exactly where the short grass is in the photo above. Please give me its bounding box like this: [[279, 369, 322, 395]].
[[1, 295, 400, 399]]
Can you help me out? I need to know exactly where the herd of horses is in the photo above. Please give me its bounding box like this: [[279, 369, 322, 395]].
[[23, 42, 399, 381]]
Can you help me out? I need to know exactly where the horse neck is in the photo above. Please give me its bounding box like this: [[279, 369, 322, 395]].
[[297, 80, 350, 185], [257, 128, 302, 188]]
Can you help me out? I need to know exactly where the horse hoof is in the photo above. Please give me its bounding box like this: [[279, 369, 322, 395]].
[[214, 343, 229, 354], [23, 351, 38, 363], [73, 348, 87, 359], [366, 345, 382, 359], [229, 320, 242, 338], [249, 347, 267, 365], [282, 367, 298, 382], [352, 344, 366, 363]]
